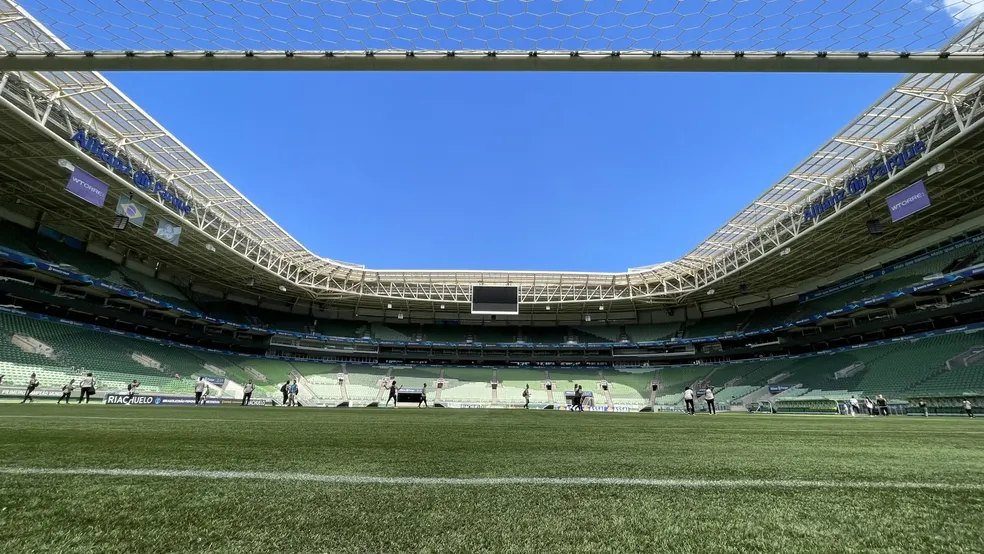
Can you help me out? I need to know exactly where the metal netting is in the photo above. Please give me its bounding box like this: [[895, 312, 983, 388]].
[[4, 0, 984, 54]]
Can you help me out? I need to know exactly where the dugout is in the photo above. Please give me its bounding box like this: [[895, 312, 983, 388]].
[[396, 387, 425, 404], [563, 390, 594, 407]]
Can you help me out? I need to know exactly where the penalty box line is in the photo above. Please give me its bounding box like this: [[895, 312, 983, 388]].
[[0, 467, 980, 491]]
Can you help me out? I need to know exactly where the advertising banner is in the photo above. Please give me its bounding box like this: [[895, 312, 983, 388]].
[[220, 398, 269, 406], [887, 180, 931, 222], [768, 384, 793, 394], [65, 167, 109, 207], [155, 220, 182, 245], [104, 394, 221, 406], [115, 196, 147, 227], [0, 387, 64, 399]]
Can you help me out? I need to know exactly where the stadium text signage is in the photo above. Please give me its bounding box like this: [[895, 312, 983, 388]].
[[803, 140, 926, 221], [70, 129, 192, 214], [104, 393, 221, 406]]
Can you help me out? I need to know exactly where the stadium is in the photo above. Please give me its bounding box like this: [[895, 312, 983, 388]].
[[2, 0, 984, 552]]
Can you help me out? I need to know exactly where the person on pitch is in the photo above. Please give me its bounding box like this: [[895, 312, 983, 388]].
[[385, 380, 398, 408], [704, 386, 716, 415], [876, 394, 889, 416], [78, 372, 95, 404], [288, 380, 298, 407], [523, 384, 530, 409], [572, 384, 582, 412], [964, 399, 975, 418], [418, 383, 428, 408], [57, 379, 75, 405], [127, 380, 140, 402], [242, 380, 255, 406], [683, 386, 695, 415], [280, 380, 290, 406], [20, 373, 39, 404], [194, 377, 206, 405]]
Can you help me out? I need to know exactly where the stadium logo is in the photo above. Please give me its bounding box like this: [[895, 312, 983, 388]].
[[803, 139, 926, 221], [71, 129, 192, 214]]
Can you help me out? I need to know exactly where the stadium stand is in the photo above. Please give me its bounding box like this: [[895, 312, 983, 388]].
[[624, 323, 680, 342], [575, 326, 620, 342], [685, 312, 747, 338], [371, 323, 412, 341], [344, 366, 391, 402], [602, 369, 654, 406], [440, 367, 494, 403], [496, 368, 548, 404], [421, 325, 467, 342]]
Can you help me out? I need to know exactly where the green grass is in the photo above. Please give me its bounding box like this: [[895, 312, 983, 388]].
[[0, 405, 983, 553]]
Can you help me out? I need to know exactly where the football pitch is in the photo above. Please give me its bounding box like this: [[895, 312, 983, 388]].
[[0, 406, 982, 554]]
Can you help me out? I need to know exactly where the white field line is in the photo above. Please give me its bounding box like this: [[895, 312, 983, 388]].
[[0, 467, 980, 491]]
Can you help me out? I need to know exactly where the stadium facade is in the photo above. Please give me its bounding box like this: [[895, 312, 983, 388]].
[[2, 1, 984, 413]]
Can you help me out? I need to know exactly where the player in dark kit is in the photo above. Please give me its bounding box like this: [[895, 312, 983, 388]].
[[20, 373, 39, 403], [523, 385, 530, 409], [418, 383, 428, 408], [385, 380, 398, 408], [876, 394, 889, 416], [127, 380, 140, 401]]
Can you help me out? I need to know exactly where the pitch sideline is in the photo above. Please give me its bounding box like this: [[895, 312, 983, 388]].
[[0, 466, 980, 491]]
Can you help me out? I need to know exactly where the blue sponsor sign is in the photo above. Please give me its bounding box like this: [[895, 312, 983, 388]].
[[71, 129, 192, 214], [768, 384, 793, 393], [803, 140, 926, 221], [887, 180, 931, 222], [65, 167, 109, 207]]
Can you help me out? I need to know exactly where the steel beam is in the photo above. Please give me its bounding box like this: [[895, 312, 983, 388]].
[[3, 50, 984, 73]]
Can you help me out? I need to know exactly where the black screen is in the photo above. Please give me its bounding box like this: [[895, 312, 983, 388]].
[[471, 286, 519, 315]]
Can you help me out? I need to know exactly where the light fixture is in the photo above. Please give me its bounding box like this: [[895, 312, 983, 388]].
[[927, 162, 946, 177], [205, 243, 216, 253], [57, 159, 75, 171], [440, 304, 445, 310], [779, 247, 791, 256], [387, 303, 392, 309], [584, 315, 591, 322], [278, 285, 287, 292], [599, 305, 604, 311], [110, 216, 129, 231], [545, 305, 551, 311], [247, 277, 255, 287], [398, 312, 404, 320], [706, 289, 716, 296]]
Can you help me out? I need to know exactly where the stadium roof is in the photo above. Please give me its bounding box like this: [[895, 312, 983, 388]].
[[4, 0, 984, 312], [4, 0, 984, 72]]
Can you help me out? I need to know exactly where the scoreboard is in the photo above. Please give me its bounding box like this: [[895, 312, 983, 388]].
[[471, 285, 519, 315]]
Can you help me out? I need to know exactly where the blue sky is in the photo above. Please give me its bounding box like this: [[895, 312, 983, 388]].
[[107, 71, 901, 272]]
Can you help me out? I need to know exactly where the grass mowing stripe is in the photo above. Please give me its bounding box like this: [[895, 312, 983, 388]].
[[1, 466, 981, 491]]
